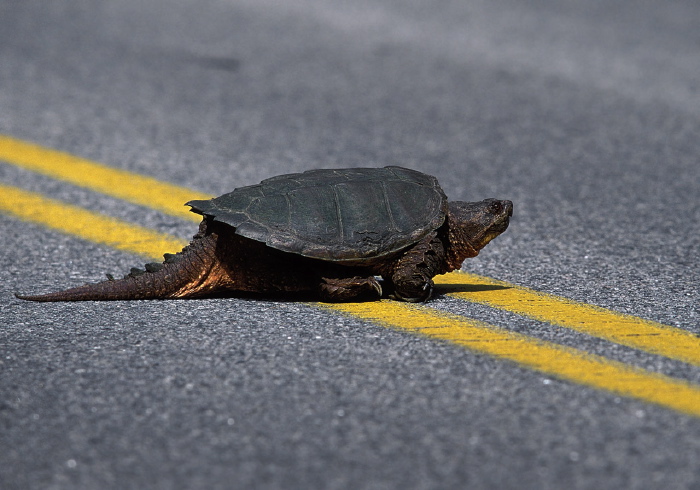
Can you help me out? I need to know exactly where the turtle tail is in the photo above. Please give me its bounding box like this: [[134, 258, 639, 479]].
[[16, 230, 220, 302]]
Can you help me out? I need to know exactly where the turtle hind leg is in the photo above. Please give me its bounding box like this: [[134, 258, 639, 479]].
[[318, 276, 383, 302]]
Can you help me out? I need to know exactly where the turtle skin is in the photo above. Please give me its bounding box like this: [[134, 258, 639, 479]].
[[17, 166, 513, 303]]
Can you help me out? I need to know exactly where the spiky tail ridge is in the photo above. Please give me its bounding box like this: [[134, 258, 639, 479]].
[[16, 231, 218, 302]]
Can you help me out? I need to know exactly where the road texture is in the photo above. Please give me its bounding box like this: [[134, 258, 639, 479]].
[[1, 1, 699, 488]]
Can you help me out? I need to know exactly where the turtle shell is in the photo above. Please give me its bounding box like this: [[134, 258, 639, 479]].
[[187, 166, 448, 262]]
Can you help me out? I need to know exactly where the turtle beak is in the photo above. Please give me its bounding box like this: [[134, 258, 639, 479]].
[[494, 200, 513, 227], [505, 200, 513, 217]]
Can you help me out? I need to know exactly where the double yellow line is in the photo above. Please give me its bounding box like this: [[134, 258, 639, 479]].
[[2, 134, 700, 417]]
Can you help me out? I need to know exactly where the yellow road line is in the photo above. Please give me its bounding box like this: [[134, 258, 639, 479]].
[[2, 178, 700, 417], [3, 136, 699, 416], [0, 183, 187, 259], [328, 301, 700, 418], [0, 134, 210, 222], [434, 272, 700, 367], [6, 134, 694, 366]]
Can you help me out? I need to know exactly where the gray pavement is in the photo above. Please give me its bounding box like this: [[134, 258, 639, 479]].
[[1, 1, 699, 488]]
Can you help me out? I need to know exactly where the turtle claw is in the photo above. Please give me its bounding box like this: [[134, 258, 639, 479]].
[[370, 276, 383, 298], [319, 276, 383, 302], [389, 280, 434, 303]]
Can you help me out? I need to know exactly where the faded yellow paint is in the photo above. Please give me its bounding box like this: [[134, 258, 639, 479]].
[[328, 301, 700, 418], [0, 134, 210, 221], [0, 183, 188, 258], [434, 272, 700, 367]]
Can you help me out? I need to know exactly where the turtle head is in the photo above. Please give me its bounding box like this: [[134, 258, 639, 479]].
[[445, 199, 513, 269]]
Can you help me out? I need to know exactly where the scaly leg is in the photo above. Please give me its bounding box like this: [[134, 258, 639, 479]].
[[386, 232, 446, 302], [319, 276, 383, 302]]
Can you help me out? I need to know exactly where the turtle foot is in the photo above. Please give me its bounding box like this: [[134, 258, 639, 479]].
[[319, 276, 383, 302]]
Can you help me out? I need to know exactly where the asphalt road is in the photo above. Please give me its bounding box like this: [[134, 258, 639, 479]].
[[1, 1, 700, 489]]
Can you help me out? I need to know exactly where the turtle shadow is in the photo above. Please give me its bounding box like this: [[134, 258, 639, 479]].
[[434, 283, 510, 295], [190, 283, 510, 303]]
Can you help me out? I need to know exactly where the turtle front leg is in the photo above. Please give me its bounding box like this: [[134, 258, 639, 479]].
[[319, 276, 383, 302], [386, 232, 446, 302]]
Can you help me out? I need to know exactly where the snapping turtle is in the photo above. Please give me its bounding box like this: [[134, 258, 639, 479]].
[[17, 166, 512, 303]]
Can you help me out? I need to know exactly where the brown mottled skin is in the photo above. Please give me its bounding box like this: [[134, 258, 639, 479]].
[[16, 199, 512, 303]]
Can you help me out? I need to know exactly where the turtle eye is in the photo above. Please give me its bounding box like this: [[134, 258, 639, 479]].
[[490, 201, 503, 214]]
